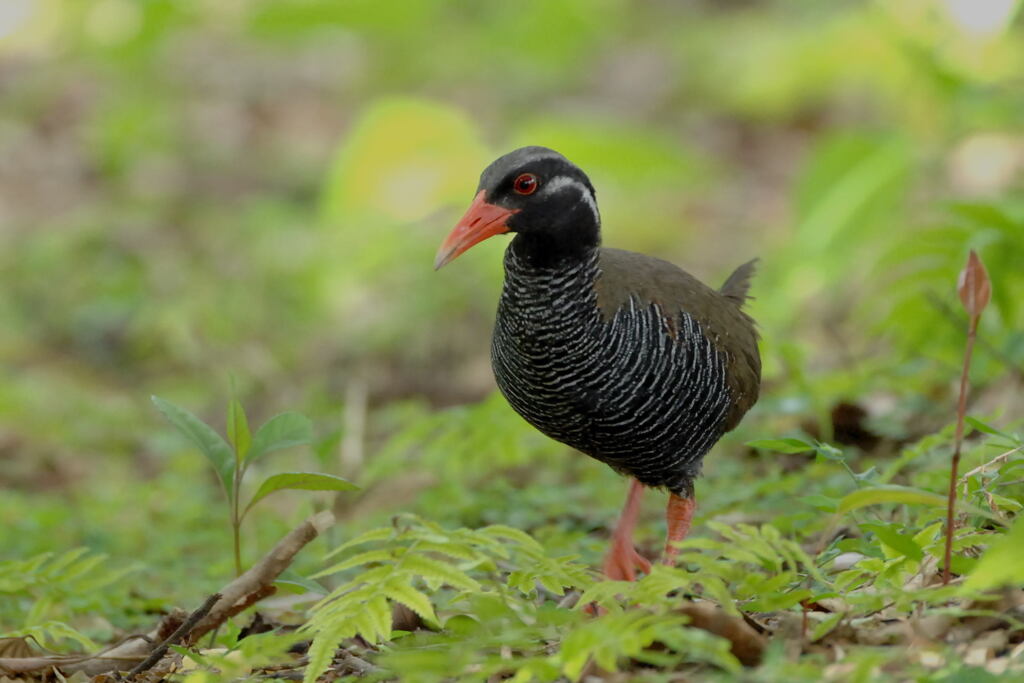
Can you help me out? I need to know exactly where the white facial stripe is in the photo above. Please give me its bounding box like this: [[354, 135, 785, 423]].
[[543, 175, 599, 222]]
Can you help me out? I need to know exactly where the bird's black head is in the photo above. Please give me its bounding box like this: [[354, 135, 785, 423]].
[[435, 146, 601, 269]]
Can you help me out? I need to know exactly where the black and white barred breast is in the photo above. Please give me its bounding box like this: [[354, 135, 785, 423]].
[[491, 246, 735, 496]]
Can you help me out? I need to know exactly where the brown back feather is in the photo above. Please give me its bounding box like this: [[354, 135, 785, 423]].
[[594, 248, 761, 433]]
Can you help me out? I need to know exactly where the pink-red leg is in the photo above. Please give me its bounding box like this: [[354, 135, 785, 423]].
[[661, 493, 696, 566], [602, 479, 652, 581]]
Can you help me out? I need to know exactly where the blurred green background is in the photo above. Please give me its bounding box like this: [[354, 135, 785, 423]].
[[2, 0, 1023, 639]]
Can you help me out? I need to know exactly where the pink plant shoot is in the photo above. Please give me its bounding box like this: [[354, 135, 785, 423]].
[[944, 249, 992, 585], [957, 250, 992, 322]]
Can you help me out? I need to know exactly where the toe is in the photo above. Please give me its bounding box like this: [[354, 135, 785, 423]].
[[602, 542, 650, 581]]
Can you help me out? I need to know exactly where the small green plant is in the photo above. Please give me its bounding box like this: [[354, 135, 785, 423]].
[[152, 395, 357, 576]]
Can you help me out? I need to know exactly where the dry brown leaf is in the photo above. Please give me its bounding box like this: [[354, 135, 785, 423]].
[[676, 602, 767, 666], [0, 637, 38, 659]]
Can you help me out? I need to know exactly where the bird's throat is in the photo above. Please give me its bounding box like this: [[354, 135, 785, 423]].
[[509, 229, 599, 270]]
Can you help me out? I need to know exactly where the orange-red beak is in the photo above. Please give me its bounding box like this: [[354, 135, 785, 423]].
[[434, 191, 518, 270]]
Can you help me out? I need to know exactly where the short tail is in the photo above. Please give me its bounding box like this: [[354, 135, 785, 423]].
[[720, 258, 759, 306]]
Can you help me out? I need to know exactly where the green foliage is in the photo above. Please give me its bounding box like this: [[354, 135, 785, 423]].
[[0, 549, 136, 650], [582, 524, 823, 617], [965, 515, 1024, 591], [303, 515, 752, 682], [880, 202, 1024, 368], [558, 610, 728, 680], [303, 515, 593, 682]]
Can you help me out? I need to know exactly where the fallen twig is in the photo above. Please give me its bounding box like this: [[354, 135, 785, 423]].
[[190, 510, 335, 641], [336, 649, 378, 675], [960, 446, 1023, 495]]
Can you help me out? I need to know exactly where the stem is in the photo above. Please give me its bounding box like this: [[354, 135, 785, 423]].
[[233, 520, 242, 577], [839, 461, 863, 488], [233, 462, 243, 577], [943, 316, 978, 585]]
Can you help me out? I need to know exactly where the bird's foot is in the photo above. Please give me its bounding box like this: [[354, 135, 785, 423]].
[[602, 538, 652, 582]]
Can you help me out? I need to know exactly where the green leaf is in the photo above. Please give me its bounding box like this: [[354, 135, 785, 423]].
[[965, 416, 1019, 444], [245, 472, 357, 516], [852, 466, 878, 482], [227, 398, 251, 461], [814, 443, 845, 462], [248, 413, 313, 463], [746, 438, 814, 454], [988, 493, 1023, 512], [811, 613, 844, 642], [273, 579, 315, 595], [321, 97, 485, 224], [861, 523, 924, 561], [152, 395, 235, 498], [837, 485, 948, 514], [747, 587, 811, 612], [964, 516, 1024, 591], [837, 485, 1005, 523]]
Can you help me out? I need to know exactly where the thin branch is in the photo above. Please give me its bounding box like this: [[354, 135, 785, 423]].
[[124, 592, 221, 679], [959, 446, 1023, 497]]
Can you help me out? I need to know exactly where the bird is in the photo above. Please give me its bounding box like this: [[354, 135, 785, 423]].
[[434, 146, 761, 581]]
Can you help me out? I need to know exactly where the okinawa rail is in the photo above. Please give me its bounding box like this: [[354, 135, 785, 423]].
[[435, 146, 761, 580]]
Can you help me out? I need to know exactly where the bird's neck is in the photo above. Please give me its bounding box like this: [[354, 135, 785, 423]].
[[503, 238, 601, 307]]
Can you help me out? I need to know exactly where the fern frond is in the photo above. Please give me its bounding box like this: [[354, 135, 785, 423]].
[[302, 619, 350, 683], [381, 577, 437, 624], [313, 548, 397, 577], [398, 553, 481, 592]]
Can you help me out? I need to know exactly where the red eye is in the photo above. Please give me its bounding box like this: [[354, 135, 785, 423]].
[[513, 173, 539, 195]]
